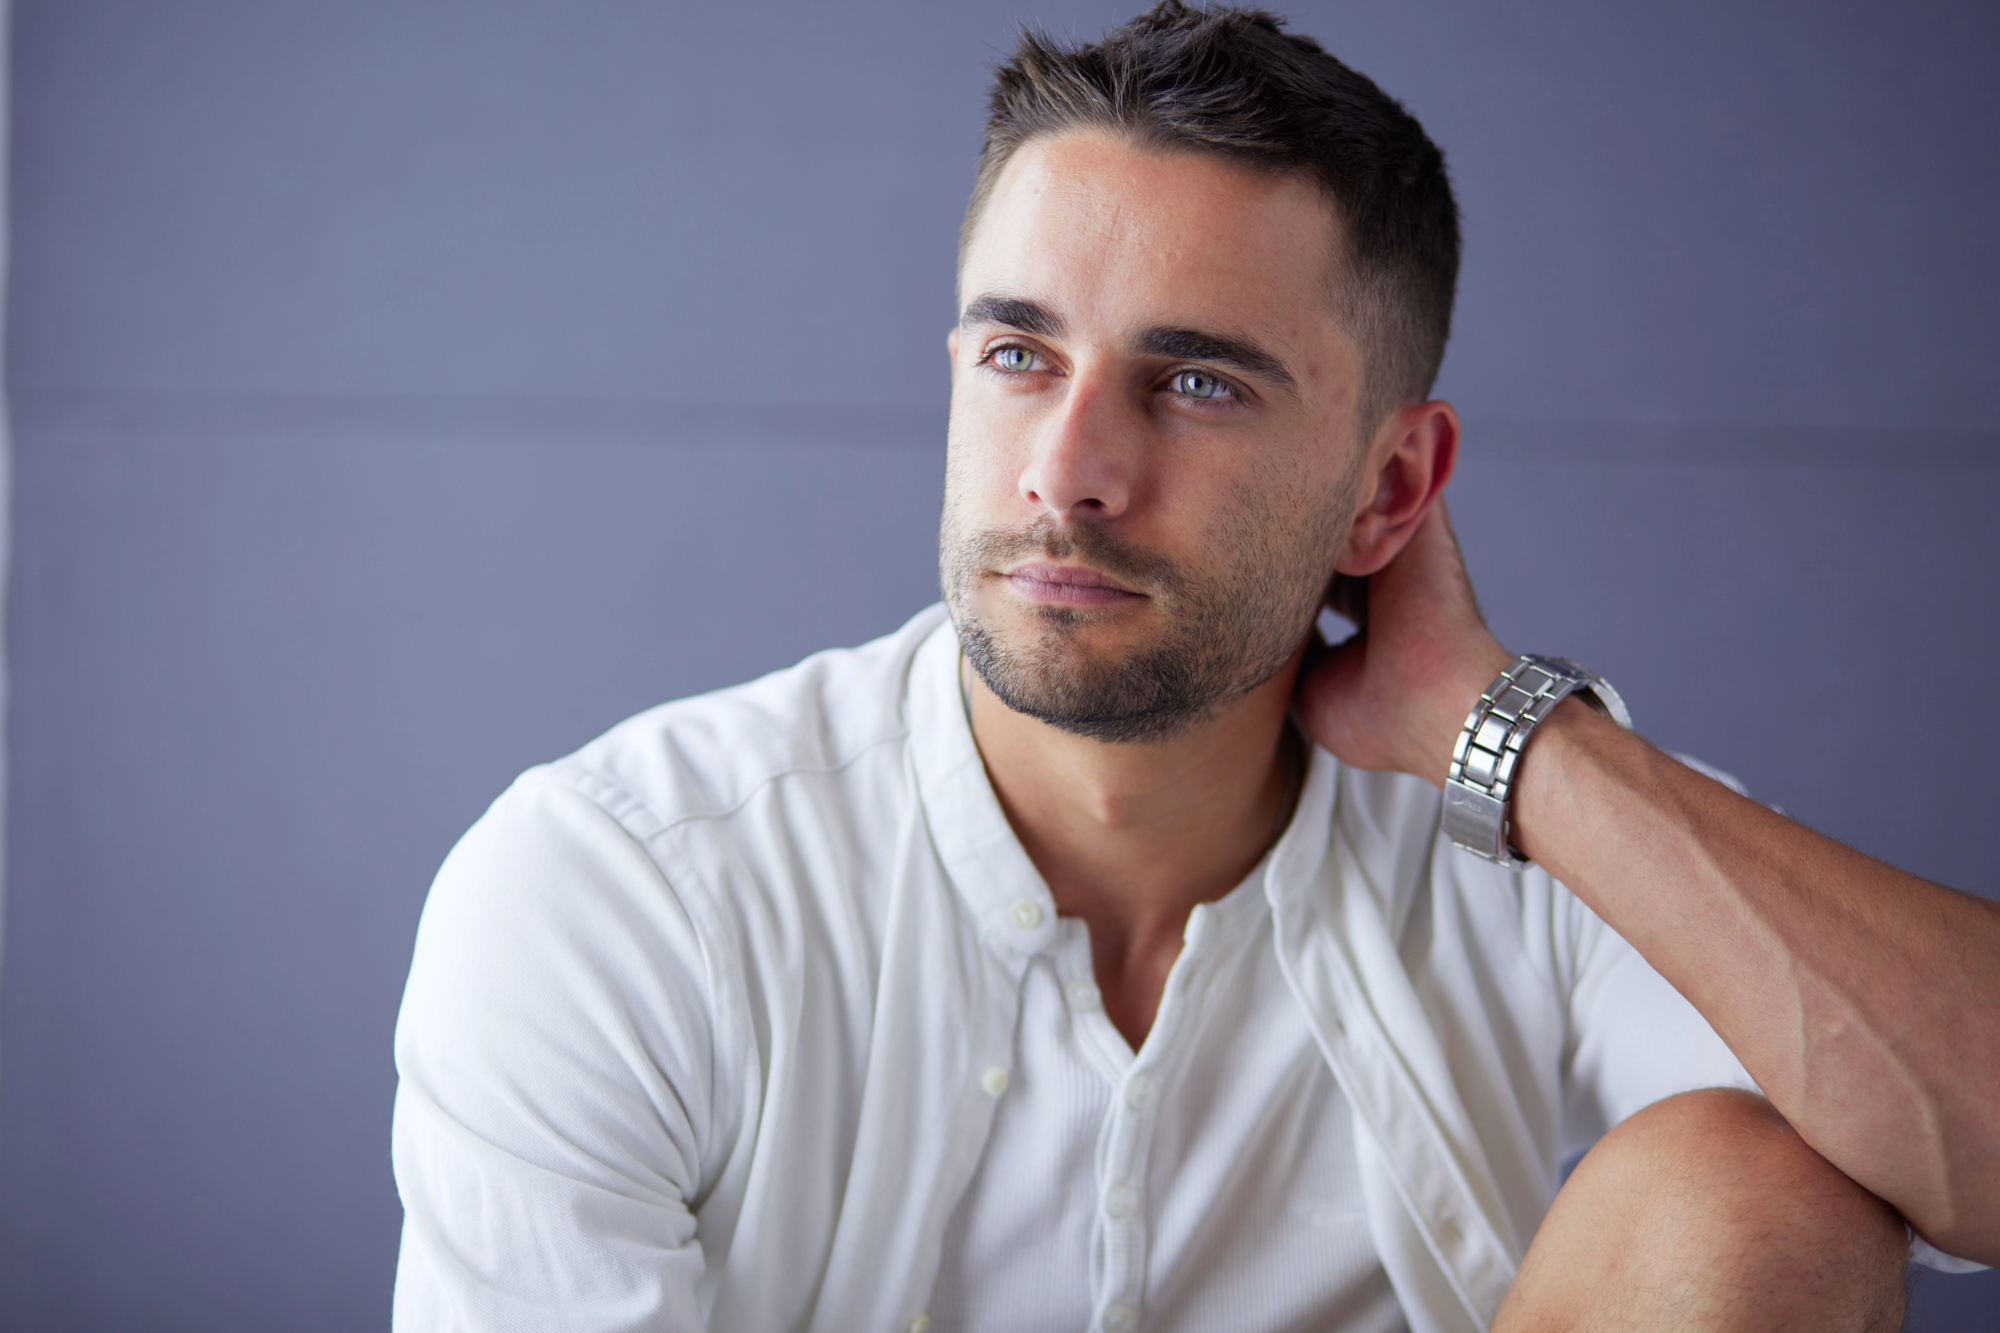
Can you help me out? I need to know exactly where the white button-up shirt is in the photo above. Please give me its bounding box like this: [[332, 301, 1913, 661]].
[[927, 870, 1404, 1333], [392, 606, 1957, 1333]]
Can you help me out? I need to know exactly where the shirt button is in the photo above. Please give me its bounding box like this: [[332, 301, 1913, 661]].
[[1125, 1074, 1160, 1109], [1008, 899, 1045, 930], [980, 1066, 1010, 1097], [1102, 1301, 1138, 1331], [1067, 980, 1102, 1011], [906, 1316, 931, 1333], [1103, 1183, 1138, 1220]]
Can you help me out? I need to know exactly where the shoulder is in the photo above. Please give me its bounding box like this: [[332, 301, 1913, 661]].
[[533, 604, 950, 842], [418, 604, 952, 996], [413, 603, 950, 1004], [410, 608, 948, 1000], [1324, 758, 1601, 1014], [1327, 762, 1502, 936], [399, 608, 953, 1159], [1328, 747, 1748, 946]]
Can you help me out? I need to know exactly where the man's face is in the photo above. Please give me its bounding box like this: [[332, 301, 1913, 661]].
[[941, 130, 1371, 743]]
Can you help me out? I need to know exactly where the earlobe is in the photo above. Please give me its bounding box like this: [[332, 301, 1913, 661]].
[[1335, 512, 1404, 577], [1334, 400, 1459, 576]]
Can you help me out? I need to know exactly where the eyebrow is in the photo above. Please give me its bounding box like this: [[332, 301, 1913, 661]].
[[1137, 326, 1297, 394], [959, 293, 1066, 339], [959, 292, 1297, 396]]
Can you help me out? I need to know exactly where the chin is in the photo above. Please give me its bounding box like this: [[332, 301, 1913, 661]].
[[957, 603, 1235, 746]]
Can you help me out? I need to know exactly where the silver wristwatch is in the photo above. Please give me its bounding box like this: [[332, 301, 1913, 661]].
[[1442, 654, 1633, 866]]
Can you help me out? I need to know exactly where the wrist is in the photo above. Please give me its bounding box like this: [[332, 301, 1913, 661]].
[[1418, 641, 1514, 786], [1440, 654, 1634, 865], [1504, 698, 1622, 865]]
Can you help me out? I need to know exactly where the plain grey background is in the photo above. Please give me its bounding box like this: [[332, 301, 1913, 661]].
[[3, 1, 1995, 1328]]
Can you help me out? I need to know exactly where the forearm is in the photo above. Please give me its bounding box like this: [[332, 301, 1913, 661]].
[[1299, 501, 2000, 1258], [1511, 702, 2000, 1261]]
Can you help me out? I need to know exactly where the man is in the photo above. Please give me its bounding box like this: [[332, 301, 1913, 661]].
[[391, 5, 1998, 1330]]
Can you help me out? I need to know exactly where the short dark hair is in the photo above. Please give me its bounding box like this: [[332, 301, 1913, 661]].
[[963, 0, 1460, 435]]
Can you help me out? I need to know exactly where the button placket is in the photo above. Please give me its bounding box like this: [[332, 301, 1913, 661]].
[[1051, 921, 1148, 1331], [1096, 1029, 1187, 1329], [1090, 899, 1234, 1333], [1095, 1062, 1157, 1329]]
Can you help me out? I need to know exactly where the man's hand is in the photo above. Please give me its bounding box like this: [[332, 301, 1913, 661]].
[[1295, 498, 1512, 786]]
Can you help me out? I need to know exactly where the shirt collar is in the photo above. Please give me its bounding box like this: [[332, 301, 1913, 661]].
[[906, 613, 1346, 960], [1263, 734, 1341, 917], [907, 615, 1060, 959]]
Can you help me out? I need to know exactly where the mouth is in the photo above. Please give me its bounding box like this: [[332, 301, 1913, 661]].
[[1001, 561, 1146, 608]]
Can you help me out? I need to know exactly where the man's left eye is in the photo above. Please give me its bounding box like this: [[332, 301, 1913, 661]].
[[1172, 369, 1232, 400]]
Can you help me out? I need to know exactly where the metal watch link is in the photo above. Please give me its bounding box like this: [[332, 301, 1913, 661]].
[[1442, 654, 1633, 867]]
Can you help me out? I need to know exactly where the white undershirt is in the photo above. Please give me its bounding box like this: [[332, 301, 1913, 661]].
[[928, 863, 1406, 1333]]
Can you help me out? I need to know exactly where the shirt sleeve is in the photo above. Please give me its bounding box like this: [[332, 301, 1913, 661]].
[[1557, 889, 1755, 1152], [391, 774, 718, 1331]]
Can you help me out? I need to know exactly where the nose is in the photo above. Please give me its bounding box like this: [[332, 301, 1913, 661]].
[[1017, 372, 1135, 521]]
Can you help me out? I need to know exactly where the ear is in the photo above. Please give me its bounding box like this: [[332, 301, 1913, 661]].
[[947, 327, 961, 361], [1334, 400, 1459, 576]]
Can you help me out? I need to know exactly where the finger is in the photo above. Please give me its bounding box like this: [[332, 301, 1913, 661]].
[[1414, 496, 1493, 631]]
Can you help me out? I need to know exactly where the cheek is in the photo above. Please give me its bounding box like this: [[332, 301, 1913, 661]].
[[944, 404, 1027, 508], [1209, 432, 1325, 520], [1207, 444, 1355, 574]]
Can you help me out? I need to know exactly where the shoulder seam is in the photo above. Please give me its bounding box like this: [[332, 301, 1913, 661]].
[[528, 722, 914, 847]]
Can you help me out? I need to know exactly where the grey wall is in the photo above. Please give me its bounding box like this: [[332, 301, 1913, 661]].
[[3, 2, 1995, 1328]]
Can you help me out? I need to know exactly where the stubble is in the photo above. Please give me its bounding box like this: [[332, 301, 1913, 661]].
[[939, 465, 1358, 744]]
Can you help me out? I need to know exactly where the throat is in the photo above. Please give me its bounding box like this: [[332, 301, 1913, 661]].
[[961, 638, 1308, 1041]]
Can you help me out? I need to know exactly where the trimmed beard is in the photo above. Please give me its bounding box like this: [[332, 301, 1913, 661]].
[[940, 476, 1356, 745]]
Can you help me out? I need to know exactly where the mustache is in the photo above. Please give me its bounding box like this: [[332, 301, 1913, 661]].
[[963, 517, 1185, 599]]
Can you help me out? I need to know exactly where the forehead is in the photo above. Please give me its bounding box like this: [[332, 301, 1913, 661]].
[[960, 130, 1344, 339]]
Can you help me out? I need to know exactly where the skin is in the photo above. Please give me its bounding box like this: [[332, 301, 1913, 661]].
[[1296, 412, 2000, 1268], [946, 127, 2000, 1316], [1492, 1090, 1909, 1331], [945, 130, 1451, 1050]]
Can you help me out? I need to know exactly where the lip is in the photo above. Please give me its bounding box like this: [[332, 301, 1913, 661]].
[[1002, 561, 1144, 607]]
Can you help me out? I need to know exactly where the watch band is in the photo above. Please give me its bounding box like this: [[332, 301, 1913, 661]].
[[1442, 654, 1633, 866]]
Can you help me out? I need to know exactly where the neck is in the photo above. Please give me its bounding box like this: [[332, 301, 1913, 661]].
[[966, 643, 1307, 1040]]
